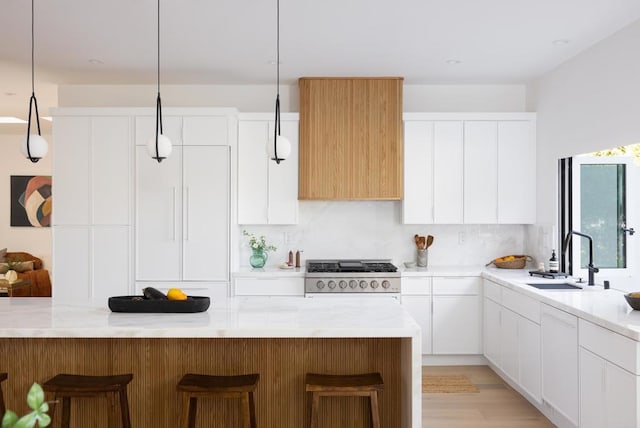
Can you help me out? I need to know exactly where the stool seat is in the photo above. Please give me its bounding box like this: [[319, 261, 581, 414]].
[[305, 372, 384, 428], [43, 373, 133, 394], [305, 373, 384, 392], [177, 373, 259, 393], [0, 372, 7, 418], [43, 373, 133, 428], [177, 373, 259, 428]]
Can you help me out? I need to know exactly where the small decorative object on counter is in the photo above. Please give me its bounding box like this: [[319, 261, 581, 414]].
[[295, 250, 302, 268], [417, 249, 428, 267], [288, 251, 294, 266], [486, 255, 532, 269], [537, 262, 545, 272], [243, 230, 277, 269], [549, 250, 559, 273]]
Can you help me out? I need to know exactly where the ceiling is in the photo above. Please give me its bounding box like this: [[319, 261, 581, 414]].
[[1, 0, 640, 120]]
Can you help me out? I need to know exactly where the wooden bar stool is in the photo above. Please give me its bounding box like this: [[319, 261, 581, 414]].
[[305, 372, 384, 428], [0, 372, 7, 418], [176, 373, 259, 428], [42, 373, 133, 428]]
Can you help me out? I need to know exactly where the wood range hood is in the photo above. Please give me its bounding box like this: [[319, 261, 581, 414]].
[[298, 77, 403, 200]]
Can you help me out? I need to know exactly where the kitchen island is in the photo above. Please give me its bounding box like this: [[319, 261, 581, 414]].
[[0, 297, 421, 427]]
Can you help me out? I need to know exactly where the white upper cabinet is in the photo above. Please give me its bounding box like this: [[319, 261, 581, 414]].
[[464, 121, 498, 223], [402, 113, 536, 225], [403, 121, 434, 224], [183, 116, 229, 146], [238, 113, 299, 225], [497, 120, 536, 223], [135, 115, 183, 146]]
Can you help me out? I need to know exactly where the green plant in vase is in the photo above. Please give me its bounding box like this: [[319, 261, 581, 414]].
[[243, 230, 277, 268], [2, 383, 51, 428]]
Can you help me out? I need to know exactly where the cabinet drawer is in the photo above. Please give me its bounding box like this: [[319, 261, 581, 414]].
[[401, 277, 432, 295], [483, 279, 502, 303], [502, 287, 540, 324], [579, 319, 640, 375], [433, 276, 481, 295], [235, 278, 304, 296]]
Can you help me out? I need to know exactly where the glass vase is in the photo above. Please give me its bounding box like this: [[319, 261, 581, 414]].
[[250, 248, 268, 268]]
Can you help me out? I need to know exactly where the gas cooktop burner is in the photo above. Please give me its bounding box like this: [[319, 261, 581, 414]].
[[306, 260, 398, 273]]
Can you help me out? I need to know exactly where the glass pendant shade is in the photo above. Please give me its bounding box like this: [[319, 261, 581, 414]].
[[267, 134, 291, 161], [21, 134, 48, 162], [146, 133, 172, 161]]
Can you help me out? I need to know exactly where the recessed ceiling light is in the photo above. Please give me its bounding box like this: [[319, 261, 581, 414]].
[[41, 116, 52, 122], [446, 59, 462, 65], [89, 59, 104, 65], [268, 60, 283, 65], [0, 117, 27, 124], [552, 39, 571, 46], [4, 92, 16, 96]]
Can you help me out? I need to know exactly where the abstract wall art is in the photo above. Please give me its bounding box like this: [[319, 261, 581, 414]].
[[10, 175, 52, 227]]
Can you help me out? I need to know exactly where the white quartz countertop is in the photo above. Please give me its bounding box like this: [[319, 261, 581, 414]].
[[0, 297, 419, 339], [483, 268, 640, 341], [401, 265, 483, 276]]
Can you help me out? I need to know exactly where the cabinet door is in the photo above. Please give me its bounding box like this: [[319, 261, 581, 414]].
[[91, 116, 132, 225], [182, 146, 229, 281], [432, 295, 481, 354], [580, 348, 606, 428], [541, 304, 578, 426], [93, 226, 131, 301], [235, 278, 304, 296], [238, 121, 269, 224], [53, 226, 90, 301], [135, 146, 182, 281], [498, 121, 535, 224], [464, 121, 497, 223], [519, 316, 541, 402], [483, 297, 501, 365], [267, 120, 299, 224], [403, 121, 434, 224], [500, 307, 519, 382], [53, 116, 91, 225], [605, 361, 638, 428], [183, 116, 228, 146], [401, 295, 432, 354], [433, 121, 463, 223], [135, 116, 183, 146]]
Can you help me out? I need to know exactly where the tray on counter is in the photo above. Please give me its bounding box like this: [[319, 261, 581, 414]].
[[528, 270, 570, 279], [108, 296, 210, 313]]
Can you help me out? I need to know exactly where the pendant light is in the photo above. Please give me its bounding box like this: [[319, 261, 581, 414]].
[[267, 0, 291, 164], [146, 0, 172, 163], [21, 0, 48, 163]]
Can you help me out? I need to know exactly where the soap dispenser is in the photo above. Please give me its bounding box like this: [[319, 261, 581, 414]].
[[549, 249, 559, 273]]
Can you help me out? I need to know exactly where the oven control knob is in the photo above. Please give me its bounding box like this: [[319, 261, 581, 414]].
[[382, 280, 391, 289], [349, 280, 358, 289], [328, 280, 337, 289], [371, 280, 379, 289], [359, 280, 368, 289], [339, 280, 348, 289], [316, 281, 325, 289]]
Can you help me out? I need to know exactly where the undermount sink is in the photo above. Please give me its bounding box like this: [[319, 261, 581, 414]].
[[525, 282, 583, 290]]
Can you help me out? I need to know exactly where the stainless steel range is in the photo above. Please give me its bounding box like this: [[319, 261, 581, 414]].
[[305, 259, 401, 296]]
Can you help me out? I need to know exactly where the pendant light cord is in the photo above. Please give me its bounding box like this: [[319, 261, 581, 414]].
[[154, 0, 164, 162], [26, 0, 42, 162], [31, 0, 35, 95], [273, 0, 282, 163]]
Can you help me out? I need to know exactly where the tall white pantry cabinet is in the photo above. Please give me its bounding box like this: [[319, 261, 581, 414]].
[[52, 108, 236, 301]]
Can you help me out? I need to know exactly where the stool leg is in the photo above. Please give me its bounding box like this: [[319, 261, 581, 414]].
[[61, 396, 71, 428], [241, 392, 251, 428], [310, 392, 320, 428], [369, 391, 380, 428], [0, 385, 5, 418], [180, 394, 197, 428], [248, 391, 257, 428], [118, 388, 132, 428], [106, 393, 117, 428]]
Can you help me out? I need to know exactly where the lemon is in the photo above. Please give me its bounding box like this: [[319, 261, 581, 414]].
[[167, 288, 188, 300]]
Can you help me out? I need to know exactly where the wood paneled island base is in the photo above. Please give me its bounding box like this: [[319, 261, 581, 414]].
[[1, 337, 404, 427]]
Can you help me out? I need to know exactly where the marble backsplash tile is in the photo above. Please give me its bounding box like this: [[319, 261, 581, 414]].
[[236, 201, 528, 269]]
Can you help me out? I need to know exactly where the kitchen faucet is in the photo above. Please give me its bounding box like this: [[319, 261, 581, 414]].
[[562, 231, 599, 286]]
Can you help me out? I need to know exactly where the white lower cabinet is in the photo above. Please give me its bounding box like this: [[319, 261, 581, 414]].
[[541, 303, 579, 426], [483, 296, 501, 364], [402, 295, 432, 355], [500, 307, 519, 382], [518, 316, 541, 402], [432, 277, 482, 354], [234, 277, 304, 296]]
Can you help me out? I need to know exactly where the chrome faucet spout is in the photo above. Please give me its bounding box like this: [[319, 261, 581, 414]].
[[563, 230, 599, 286]]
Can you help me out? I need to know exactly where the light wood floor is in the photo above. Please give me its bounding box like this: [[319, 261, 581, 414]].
[[423, 366, 555, 427]]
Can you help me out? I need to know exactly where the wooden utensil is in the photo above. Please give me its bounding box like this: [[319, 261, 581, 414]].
[[414, 234, 421, 249], [426, 235, 434, 249], [418, 236, 426, 250]]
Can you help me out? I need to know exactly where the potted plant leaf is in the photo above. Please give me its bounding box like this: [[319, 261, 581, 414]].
[[2, 383, 51, 428]]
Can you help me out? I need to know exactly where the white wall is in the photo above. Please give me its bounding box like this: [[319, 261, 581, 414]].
[[58, 83, 528, 113], [237, 202, 527, 269], [0, 133, 52, 270], [527, 19, 640, 289]]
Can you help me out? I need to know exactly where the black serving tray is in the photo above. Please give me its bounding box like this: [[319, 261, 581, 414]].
[[108, 296, 210, 313]]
